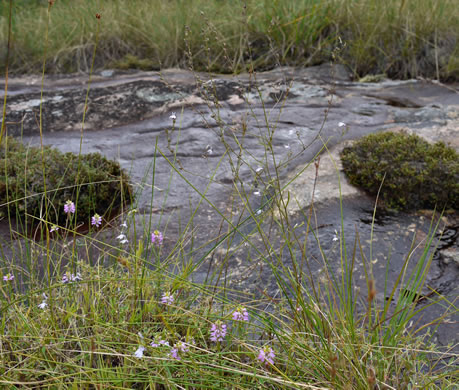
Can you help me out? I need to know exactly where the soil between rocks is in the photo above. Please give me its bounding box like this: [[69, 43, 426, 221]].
[[1, 64, 458, 350]]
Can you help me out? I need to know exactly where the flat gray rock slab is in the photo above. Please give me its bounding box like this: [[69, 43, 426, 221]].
[[1, 65, 458, 349]]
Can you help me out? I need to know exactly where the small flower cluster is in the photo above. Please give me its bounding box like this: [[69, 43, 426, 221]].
[[210, 320, 227, 343], [134, 345, 145, 358], [117, 233, 128, 244], [161, 291, 174, 305], [332, 229, 339, 242], [62, 272, 82, 284], [38, 293, 48, 309], [151, 230, 163, 246], [170, 341, 188, 360], [64, 200, 75, 214], [232, 306, 249, 322], [134, 333, 191, 361], [3, 273, 14, 282], [63, 200, 102, 229], [151, 338, 169, 348], [258, 345, 275, 366], [91, 213, 102, 227], [117, 220, 129, 244], [128, 302, 275, 367]]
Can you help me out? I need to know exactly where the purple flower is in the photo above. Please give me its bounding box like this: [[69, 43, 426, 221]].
[[258, 346, 275, 366], [210, 320, 227, 343], [161, 292, 174, 305], [170, 347, 179, 360], [170, 341, 188, 360], [3, 273, 14, 282], [64, 200, 75, 214], [232, 307, 249, 322], [91, 214, 102, 227], [151, 339, 169, 348], [151, 230, 163, 246], [50, 224, 59, 233]]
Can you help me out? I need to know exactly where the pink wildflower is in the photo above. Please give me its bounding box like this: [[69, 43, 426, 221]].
[[170, 347, 179, 360], [3, 273, 14, 282], [232, 307, 249, 322], [64, 200, 75, 214], [170, 341, 188, 360], [151, 230, 163, 246], [258, 346, 275, 366], [151, 339, 169, 348], [161, 292, 174, 305], [91, 214, 102, 227], [210, 320, 227, 343]]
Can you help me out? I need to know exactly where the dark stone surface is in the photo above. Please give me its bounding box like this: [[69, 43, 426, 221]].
[[1, 65, 458, 350]]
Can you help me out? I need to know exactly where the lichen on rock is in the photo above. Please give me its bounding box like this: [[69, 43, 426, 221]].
[[340, 131, 459, 211]]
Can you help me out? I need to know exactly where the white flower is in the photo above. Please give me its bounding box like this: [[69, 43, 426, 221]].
[[253, 191, 261, 196], [134, 345, 145, 358], [38, 293, 48, 309], [255, 167, 263, 173], [332, 229, 339, 242], [117, 233, 129, 244], [38, 301, 47, 309], [169, 112, 177, 120], [120, 221, 127, 228], [62, 272, 82, 284], [338, 122, 346, 127], [50, 224, 59, 233]]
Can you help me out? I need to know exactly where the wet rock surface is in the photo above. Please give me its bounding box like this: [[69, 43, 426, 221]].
[[1, 65, 458, 348]]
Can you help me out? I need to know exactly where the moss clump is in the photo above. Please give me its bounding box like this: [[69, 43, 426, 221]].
[[0, 137, 133, 226], [340, 131, 459, 211]]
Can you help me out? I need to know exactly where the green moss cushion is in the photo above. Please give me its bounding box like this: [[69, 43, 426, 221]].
[[340, 131, 459, 211], [0, 136, 133, 226]]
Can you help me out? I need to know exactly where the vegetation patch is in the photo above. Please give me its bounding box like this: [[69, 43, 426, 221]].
[[1, 0, 458, 80], [340, 131, 459, 211], [0, 136, 133, 227]]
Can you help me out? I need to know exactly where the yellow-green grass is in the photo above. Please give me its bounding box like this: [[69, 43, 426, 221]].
[[1, 0, 458, 79]]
